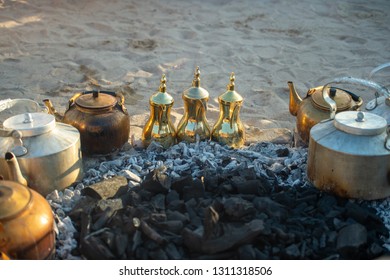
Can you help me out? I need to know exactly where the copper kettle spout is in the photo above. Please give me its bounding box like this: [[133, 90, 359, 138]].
[[287, 81, 303, 116], [43, 99, 63, 122], [5, 151, 28, 186]]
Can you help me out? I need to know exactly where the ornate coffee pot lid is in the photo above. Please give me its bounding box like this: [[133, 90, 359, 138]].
[[150, 74, 174, 106], [219, 73, 243, 103], [0, 180, 31, 220], [183, 66, 209, 100]]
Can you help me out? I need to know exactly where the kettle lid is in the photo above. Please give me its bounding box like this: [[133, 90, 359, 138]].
[[0, 180, 31, 220], [183, 66, 210, 100], [219, 72, 243, 103], [150, 74, 174, 106], [334, 111, 387, 136], [75, 91, 117, 109], [312, 87, 352, 111], [3, 112, 56, 137]]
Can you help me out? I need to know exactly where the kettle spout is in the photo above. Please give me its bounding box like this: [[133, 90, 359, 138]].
[[287, 81, 303, 116], [43, 99, 63, 122], [5, 152, 28, 187]]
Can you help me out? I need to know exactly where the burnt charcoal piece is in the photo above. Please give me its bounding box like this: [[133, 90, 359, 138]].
[[166, 210, 189, 224], [337, 223, 368, 259], [141, 170, 171, 194], [171, 175, 193, 195], [283, 244, 301, 259], [80, 234, 116, 260], [92, 206, 116, 231], [203, 206, 221, 240], [140, 220, 167, 245], [183, 178, 205, 201], [237, 244, 257, 260], [82, 176, 128, 199], [253, 197, 288, 221], [151, 193, 166, 211], [166, 190, 180, 204], [223, 197, 256, 221], [276, 147, 290, 157], [164, 243, 183, 260]]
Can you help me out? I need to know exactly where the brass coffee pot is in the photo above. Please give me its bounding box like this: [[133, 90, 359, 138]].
[[0, 152, 55, 259], [288, 80, 363, 145], [211, 73, 245, 148], [177, 66, 211, 143], [142, 74, 176, 149]]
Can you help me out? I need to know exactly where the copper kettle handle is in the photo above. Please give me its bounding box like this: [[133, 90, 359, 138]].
[[322, 77, 390, 119]]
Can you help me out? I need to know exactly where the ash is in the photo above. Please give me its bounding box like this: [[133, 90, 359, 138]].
[[47, 140, 390, 260]]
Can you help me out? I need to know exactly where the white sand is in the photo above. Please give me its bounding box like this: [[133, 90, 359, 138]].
[[0, 0, 389, 139]]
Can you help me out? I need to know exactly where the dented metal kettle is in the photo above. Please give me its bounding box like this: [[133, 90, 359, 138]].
[[307, 76, 390, 200], [44, 90, 130, 156], [288, 80, 363, 145], [177, 66, 211, 143], [142, 74, 176, 149], [0, 112, 83, 196]]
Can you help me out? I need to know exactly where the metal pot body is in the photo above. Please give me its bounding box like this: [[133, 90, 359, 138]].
[[0, 181, 55, 259], [0, 121, 83, 196], [307, 118, 390, 200], [62, 91, 130, 156]]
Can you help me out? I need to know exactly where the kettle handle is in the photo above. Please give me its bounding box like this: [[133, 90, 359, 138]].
[[369, 62, 390, 80], [0, 128, 28, 156], [322, 77, 390, 119]]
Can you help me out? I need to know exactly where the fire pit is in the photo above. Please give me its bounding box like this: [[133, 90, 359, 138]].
[[49, 140, 390, 260]]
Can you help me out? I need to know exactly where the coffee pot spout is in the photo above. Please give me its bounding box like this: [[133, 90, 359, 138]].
[[287, 81, 303, 116], [5, 151, 28, 187]]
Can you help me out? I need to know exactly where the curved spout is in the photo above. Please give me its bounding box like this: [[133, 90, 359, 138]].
[[5, 152, 28, 186], [322, 76, 390, 119], [287, 81, 302, 116], [43, 99, 63, 122]]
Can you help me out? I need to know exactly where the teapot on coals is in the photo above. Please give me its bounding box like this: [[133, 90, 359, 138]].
[[44, 90, 130, 156], [288, 80, 363, 145]]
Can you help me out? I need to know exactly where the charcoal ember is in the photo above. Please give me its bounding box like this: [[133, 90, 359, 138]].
[[153, 220, 184, 234], [68, 196, 98, 221], [337, 223, 368, 258], [167, 199, 186, 211], [92, 206, 116, 231], [185, 198, 202, 226], [283, 244, 300, 259], [149, 248, 169, 260], [170, 175, 193, 195], [140, 220, 166, 245], [222, 197, 256, 221], [82, 176, 128, 199], [203, 206, 221, 240], [150, 213, 167, 223], [119, 170, 142, 183], [317, 194, 337, 214], [164, 243, 184, 260], [166, 190, 180, 204], [166, 210, 190, 224], [185, 219, 265, 255], [276, 147, 290, 157], [237, 244, 257, 260], [253, 197, 288, 221], [141, 170, 171, 194], [80, 234, 116, 260], [151, 193, 166, 211], [114, 231, 129, 258], [238, 167, 257, 180], [183, 178, 205, 201]]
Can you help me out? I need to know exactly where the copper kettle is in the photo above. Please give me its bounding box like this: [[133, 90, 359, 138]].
[[288, 80, 363, 145], [0, 152, 55, 259], [44, 90, 130, 156], [177, 66, 211, 143], [211, 73, 245, 148], [142, 74, 176, 149]]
